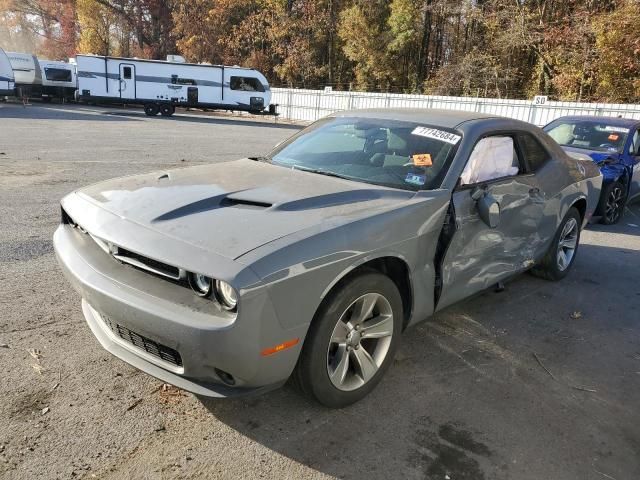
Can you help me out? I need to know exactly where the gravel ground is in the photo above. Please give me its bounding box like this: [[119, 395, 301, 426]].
[[0, 102, 639, 480]]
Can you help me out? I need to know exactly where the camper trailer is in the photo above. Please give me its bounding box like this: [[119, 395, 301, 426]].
[[76, 54, 273, 116], [0, 48, 15, 97], [7, 51, 42, 97], [40, 60, 76, 101]]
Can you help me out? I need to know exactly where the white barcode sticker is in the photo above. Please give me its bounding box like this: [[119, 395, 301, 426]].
[[411, 127, 462, 145]]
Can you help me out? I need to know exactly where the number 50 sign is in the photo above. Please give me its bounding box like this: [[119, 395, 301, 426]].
[[533, 95, 548, 105]]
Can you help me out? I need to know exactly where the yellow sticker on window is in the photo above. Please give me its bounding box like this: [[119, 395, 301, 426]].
[[412, 153, 433, 167]]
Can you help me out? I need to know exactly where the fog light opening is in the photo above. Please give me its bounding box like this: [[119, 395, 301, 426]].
[[215, 368, 236, 386]]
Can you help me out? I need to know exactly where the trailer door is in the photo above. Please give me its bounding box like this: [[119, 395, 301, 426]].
[[119, 63, 136, 99]]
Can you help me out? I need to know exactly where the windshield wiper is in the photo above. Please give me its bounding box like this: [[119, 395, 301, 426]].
[[248, 156, 272, 163], [291, 164, 351, 180]]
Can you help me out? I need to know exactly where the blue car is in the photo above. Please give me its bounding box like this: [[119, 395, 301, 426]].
[[544, 116, 640, 224]]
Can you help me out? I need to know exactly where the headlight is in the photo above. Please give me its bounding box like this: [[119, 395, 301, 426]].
[[189, 273, 212, 297], [215, 280, 238, 311]]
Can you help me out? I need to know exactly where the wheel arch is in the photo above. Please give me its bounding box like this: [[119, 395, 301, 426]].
[[319, 254, 414, 331], [570, 197, 587, 225]]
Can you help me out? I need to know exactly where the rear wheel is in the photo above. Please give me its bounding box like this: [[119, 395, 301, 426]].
[[531, 207, 581, 281], [144, 103, 160, 116], [160, 104, 175, 117], [294, 271, 402, 408], [599, 181, 626, 225]]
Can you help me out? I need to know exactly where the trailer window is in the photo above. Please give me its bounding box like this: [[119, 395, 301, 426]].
[[177, 78, 196, 85], [230, 76, 264, 92], [123, 67, 132, 79], [44, 67, 72, 82]]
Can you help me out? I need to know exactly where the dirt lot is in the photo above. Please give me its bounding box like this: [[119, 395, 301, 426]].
[[1, 102, 639, 480]]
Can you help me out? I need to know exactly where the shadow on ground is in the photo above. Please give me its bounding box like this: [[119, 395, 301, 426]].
[[199, 240, 640, 480], [102, 108, 301, 130], [0, 102, 142, 122]]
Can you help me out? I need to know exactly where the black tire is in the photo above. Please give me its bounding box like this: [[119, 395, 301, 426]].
[[294, 271, 403, 408], [531, 207, 581, 281], [598, 181, 626, 225], [144, 103, 160, 116], [160, 104, 175, 117]]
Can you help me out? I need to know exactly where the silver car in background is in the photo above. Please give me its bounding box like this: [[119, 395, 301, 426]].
[[54, 109, 602, 407]]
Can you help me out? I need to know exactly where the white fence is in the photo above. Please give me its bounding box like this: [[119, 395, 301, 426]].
[[271, 88, 640, 126]]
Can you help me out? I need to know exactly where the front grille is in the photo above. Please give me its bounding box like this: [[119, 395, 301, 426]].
[[102, 316, 183, 367]]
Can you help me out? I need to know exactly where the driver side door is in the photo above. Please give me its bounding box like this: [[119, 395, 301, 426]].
[[436, 133, 548, 311], [628, 128, 640, 200]]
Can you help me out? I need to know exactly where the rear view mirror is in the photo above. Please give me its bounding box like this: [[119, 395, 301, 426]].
[[477, 194, 500, 228]]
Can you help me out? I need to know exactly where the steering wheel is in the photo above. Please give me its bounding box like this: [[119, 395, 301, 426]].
[[599, 143, 616, 149]]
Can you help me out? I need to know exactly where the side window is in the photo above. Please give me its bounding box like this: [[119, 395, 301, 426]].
[[44, 68, 72, 82], [517, 133, 551, 172], [631, 129, 640, 156], [123, 67, 132, 79], [460, 136, 521, 185], [230, 76, 265, 92]]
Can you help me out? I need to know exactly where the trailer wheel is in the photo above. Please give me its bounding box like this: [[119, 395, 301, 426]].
[[160, 104, 175, 117], [144, 103, 160, 116]]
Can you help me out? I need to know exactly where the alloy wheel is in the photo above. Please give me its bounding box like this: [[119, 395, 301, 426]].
[[326, 293, 394, 391], [556, 217, 578, 271], [605, 186, 624, 224]]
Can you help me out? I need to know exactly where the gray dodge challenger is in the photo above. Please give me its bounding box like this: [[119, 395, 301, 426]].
[[54, 109, 602, 407]]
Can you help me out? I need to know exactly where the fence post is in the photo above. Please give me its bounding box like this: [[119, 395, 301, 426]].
[[286, 89, 293, 120], [315, 90, 322, 121], [527, 102, 536, 124]]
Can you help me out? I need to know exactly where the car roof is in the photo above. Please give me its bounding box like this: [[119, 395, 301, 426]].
[[549, 115, 640, 128], [329, 108, 500, 129]]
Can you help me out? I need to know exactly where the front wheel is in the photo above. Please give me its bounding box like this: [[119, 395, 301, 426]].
[[531, 207, 581, 281], [144, 103, 160, 116], [294, 271, 403, 408], [599, 181, 626, 225]]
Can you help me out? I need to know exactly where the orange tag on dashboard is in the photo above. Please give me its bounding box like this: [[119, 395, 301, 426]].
[[608, 134, 619, 141], [412, 153, 433, 167]]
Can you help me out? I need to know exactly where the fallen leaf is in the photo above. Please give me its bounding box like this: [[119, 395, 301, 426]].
[[570, 311, 582, 319], [41, 407, 50, 415], [32, 364, 45, 375], [28, 348, 42, 360]]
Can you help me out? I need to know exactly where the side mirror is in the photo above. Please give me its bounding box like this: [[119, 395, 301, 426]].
[[477, 194, 501, 228], [470, 185, 500, 228]]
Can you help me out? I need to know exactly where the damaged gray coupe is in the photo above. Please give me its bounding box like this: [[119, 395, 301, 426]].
[[54, 109, 602, 407]]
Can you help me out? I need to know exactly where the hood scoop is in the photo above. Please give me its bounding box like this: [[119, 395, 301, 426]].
[[220, 197, 272, 209], [151, 190, 272, 222]]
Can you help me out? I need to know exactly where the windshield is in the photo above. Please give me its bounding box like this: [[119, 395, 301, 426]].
[[544, 120, 629, 153], [268, 117, 461, 191]]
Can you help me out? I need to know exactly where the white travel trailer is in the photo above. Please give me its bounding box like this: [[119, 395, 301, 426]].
[[7, 51, 42, 97], [0, 47, 15, 97], [40, 60, 77, 101], [76, 54, 274, 116]]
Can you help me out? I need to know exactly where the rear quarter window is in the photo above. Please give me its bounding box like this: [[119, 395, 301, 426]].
[[518, 133, 551, 172]]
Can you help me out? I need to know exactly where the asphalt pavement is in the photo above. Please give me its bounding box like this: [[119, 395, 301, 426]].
[[0, 102, 638, 480]]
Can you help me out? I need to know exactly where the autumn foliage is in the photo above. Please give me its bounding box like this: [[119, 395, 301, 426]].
[[1, 0, 638, 101]]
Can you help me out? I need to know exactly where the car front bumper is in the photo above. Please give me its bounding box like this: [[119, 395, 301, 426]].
[[53, 224, 306, 398]]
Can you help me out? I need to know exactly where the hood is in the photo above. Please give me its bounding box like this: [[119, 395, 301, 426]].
[[74, 159, 416, 260], [561, 146, 620, 164]]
